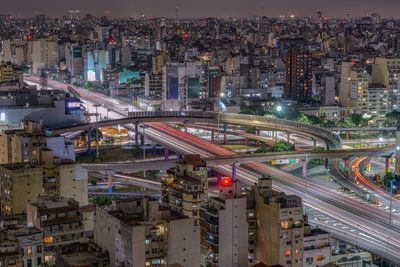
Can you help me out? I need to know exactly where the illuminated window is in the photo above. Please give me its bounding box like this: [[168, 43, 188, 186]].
[[44, 236, 55, 243], [26, 246, 33, 256]]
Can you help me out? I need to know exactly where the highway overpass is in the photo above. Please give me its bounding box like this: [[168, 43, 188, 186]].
[[81, 145, 395, 173], [50, 111, 342, 149]]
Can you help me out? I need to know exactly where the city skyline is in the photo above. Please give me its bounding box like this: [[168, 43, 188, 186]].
[[1, 0, 400, 18], [1, 3, 400, 266]]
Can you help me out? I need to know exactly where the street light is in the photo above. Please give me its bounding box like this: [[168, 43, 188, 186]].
[[143, 123, 146, 177], [275, 105, 282, 143], [217, 92, 225, 142]]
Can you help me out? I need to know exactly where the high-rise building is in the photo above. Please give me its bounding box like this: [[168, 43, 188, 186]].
[[145, 72, 163, 100], [162, 63, 186, 110], [285, 50, 312, 103], [0, 123, 88, 211], [372, 57, 400, 108], [252, 177, 304, 267], [65, 43, 84, 79], [162, 62, 208, 110], [0, 163, 43, 216], [161, 155, 208, 226], [31, 37, 59, 74], [312, 70, 336, 106], [0, 61, 23, 86], [200, 177, 248, 267], [95, 198, 200, 267], [339, 62, 369, 110]]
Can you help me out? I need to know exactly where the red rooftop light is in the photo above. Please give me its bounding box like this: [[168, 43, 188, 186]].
[[220, 176, 234, 187]]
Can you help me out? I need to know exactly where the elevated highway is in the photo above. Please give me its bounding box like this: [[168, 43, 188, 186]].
[[50, 111, 342, 149], [81, 146, 395, 173]]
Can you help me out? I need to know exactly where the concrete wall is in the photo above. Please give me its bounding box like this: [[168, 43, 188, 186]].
[[0, 100, 82, 128], [218, 198, 248, 267], [168, 218, 200, 267]]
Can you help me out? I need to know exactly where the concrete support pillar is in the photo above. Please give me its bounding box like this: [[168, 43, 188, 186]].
[[223, 132, 227, 144], [244, 137, 249, 146], [211, 131, 215, 142], [107, 174, 113, 194], [344, 158, 350, 172], [287, 132, 290, 142], [184, 126, 188, 133], [232, 163, 237, 181], [87, 129, 92, 156], [324, 159, 329, 169], [396, 127, 400, 173], [385, 156, 391, 174], [366, 160, 372, 172], [164, 147, 169, 160], [256, 129, 260, 136], [312, 139, 317, 149], [140, 134, 145, 146], [134, 123, 139, 145], [302, 160, 307, 178]]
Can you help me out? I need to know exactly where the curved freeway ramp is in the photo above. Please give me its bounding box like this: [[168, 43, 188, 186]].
[[51, 111, 342, 150]]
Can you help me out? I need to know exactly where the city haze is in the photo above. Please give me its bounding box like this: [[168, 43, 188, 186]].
[[1, 0, 400, 18]]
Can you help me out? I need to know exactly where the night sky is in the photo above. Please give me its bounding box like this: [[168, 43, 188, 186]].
[[1, 0, 400, 18]]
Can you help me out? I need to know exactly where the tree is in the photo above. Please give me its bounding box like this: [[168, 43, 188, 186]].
[[385, 110, 400, 121], [297, 113, 321, 125], [272, 141, 295, 152], [384, 172, 396, 192], [84, 82, 94, 90], [256, 141, 295, 153], [321, 119, 335, 127], [385, 111, 400, 126], [345, 114, 369, 127], [90, 196, 112, 206], [240, 105, 265, 116], [256, 144, 272, 153], [89, 177, 97, 186]]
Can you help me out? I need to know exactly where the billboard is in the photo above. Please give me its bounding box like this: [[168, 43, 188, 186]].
[[65, 98, 81, 115], [73, 47, 82, 58], [211, 76, 222, 97], [119, 69, 140, 84], [271, 159, 298, 165], [188, 78, 200, 99], [167, 66, 179, 99]]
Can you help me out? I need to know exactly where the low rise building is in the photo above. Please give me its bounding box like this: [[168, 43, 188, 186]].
[[55, 242, 109, 267], [95, 197, 200, 267], [26, 196, 86, 264], [303, 226, 331, 267], [0, 219, 43, 267]]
